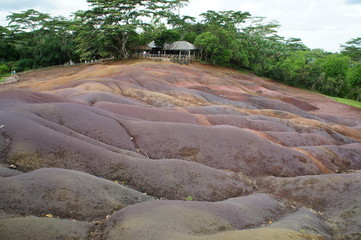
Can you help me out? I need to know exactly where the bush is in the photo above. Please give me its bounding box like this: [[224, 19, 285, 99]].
[[0, 64, 10, 76], [14, 58, 34, 71]]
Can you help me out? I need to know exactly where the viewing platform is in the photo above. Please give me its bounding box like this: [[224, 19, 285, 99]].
[[133, 53, 196, 64]]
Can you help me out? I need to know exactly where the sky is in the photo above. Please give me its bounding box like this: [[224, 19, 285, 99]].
[[1, 0, 360, 52]]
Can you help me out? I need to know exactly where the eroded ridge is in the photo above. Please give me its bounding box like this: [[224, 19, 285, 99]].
[[1, 61, 360, 240]]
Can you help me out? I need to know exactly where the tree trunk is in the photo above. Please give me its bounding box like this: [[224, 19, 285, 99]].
[[199, 49, 203, 61], [121, 32, 129, 59]]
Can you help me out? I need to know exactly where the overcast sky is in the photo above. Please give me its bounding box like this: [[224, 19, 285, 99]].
[[1, 0, 360, 52]]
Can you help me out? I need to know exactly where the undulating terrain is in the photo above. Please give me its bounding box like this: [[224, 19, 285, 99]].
[[0, 60, 361, 240]]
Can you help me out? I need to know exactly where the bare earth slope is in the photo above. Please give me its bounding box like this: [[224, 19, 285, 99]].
[[1, 60, 361, 240]]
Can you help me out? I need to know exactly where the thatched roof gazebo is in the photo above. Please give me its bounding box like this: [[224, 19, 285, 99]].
[[133, 40, 198, 63], [148, 41, 157, 49], [164, 41, 197, 57]]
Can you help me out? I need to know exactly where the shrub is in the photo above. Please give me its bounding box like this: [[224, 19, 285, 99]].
[[0, 64, 9, 76], [15, 58, 34, 71]]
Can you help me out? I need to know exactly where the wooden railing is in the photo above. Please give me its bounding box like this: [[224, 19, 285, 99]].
[[132, 53, 196, 64]]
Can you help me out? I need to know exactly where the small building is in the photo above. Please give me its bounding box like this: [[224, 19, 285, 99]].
[[133, 40, 197, 64], [148, 41, 157, 49], [129, 44, 152, 55], [164, 41, 197, 58], [147, 40, 197, 58], [145, 41, 160, 54]]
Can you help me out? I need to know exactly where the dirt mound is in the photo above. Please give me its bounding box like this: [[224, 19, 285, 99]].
[[0, 165, 23, 177], [121, 120, 321, 176], [99, 194, 329, 240], [258, 173, 361, 238], [0, 168, 152, 220], [1, 60, 360, 239], [0, 216, 91, 240]]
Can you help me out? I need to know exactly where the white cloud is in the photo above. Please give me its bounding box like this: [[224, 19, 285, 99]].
[[182, 0, 361, 52], [0, 0, 57, 11], [345, 0, 361, 4], [0, 0, 89, 25]]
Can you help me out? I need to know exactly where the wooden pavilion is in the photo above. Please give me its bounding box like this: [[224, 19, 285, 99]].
[[133, 40, 197, 64]]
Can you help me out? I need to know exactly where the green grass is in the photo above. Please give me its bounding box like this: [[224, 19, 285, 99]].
[[330, 97, 361, 109], [0, 77, 6, 84], [301, 89, 361, 109], [0, 73, 11, 84], [185, 196, 193, 201]]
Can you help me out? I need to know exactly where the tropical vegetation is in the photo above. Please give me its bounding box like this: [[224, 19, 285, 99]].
[[0, 0, 360, 101]]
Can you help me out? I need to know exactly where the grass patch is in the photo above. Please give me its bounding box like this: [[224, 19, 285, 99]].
[[330, 97, 361, 109], [301, 89, 361, 109], [0, 77, 6, 84], [0, 73, 11, 83], [185, 195, 193, 201]]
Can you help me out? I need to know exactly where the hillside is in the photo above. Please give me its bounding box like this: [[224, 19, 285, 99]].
[[1, 60, 361, 240]]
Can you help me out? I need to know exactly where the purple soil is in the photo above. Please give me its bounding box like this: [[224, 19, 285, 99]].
[[0, 168, 153, 221], [100, 193, 290, 240], [1, 60, 360, 240]]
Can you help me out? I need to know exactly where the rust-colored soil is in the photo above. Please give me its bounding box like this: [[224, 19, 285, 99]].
[[1, 60, 360, 240]]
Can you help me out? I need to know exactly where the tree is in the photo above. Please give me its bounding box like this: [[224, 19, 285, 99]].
[[239, 17, 287, 75], [200, 10, 250, 30], [346, 63, 361, 101], [6, 9, 51, 67], [131, 23, 167, 48], [194, 31, 219, 62], [195, 27, 241, 66], [194, 10, 250, 66], [75, 0, 189, 59], [177, 22, 207, 44], [312, 54, 350, 96], [285, 37, 308, 51], [6, 9, 50, 32], [0, 25, 18, 62], [73, 11, 105, 60], [341, 37, 361, 62], [271, 50, 324, 89], [5, 10, 80, 68], [0, 63, 9, 76], [167, 14, 195, 29], [183, 32, 197, 43], [30, 16, 80, 66], [321, 54, 350, 79], [243, 17, 280, 38], [154, 29, 180, 48], [43, 17, 79, 61]]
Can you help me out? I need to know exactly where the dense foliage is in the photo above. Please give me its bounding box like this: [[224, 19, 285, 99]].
[[0, 0, 360, 101]]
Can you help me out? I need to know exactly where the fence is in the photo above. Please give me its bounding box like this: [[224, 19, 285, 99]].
[[133, 53, 196, 65]]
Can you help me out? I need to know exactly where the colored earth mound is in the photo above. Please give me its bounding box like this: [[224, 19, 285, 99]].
[[1, 60, 361, 240]]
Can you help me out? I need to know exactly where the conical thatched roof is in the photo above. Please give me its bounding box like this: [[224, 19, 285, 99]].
[[148, 41, 157, 48], [147, 40, 197, 51], [164, 41, 197, 51]]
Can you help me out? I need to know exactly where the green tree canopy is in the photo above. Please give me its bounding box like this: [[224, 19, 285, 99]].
[[5, 10, 79, 69], [6, 9, 50, 32], [341, 37, 361, 62], [75, 0, 189, 59], [346, 63, 361, 101], [154, 29, 180, 48], [0, 25, 18, 61], [200, 10, 250, 30], [285, 37, 308, 52]]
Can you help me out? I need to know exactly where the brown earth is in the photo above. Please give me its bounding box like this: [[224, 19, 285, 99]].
[[0, 60, 360, 239]]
